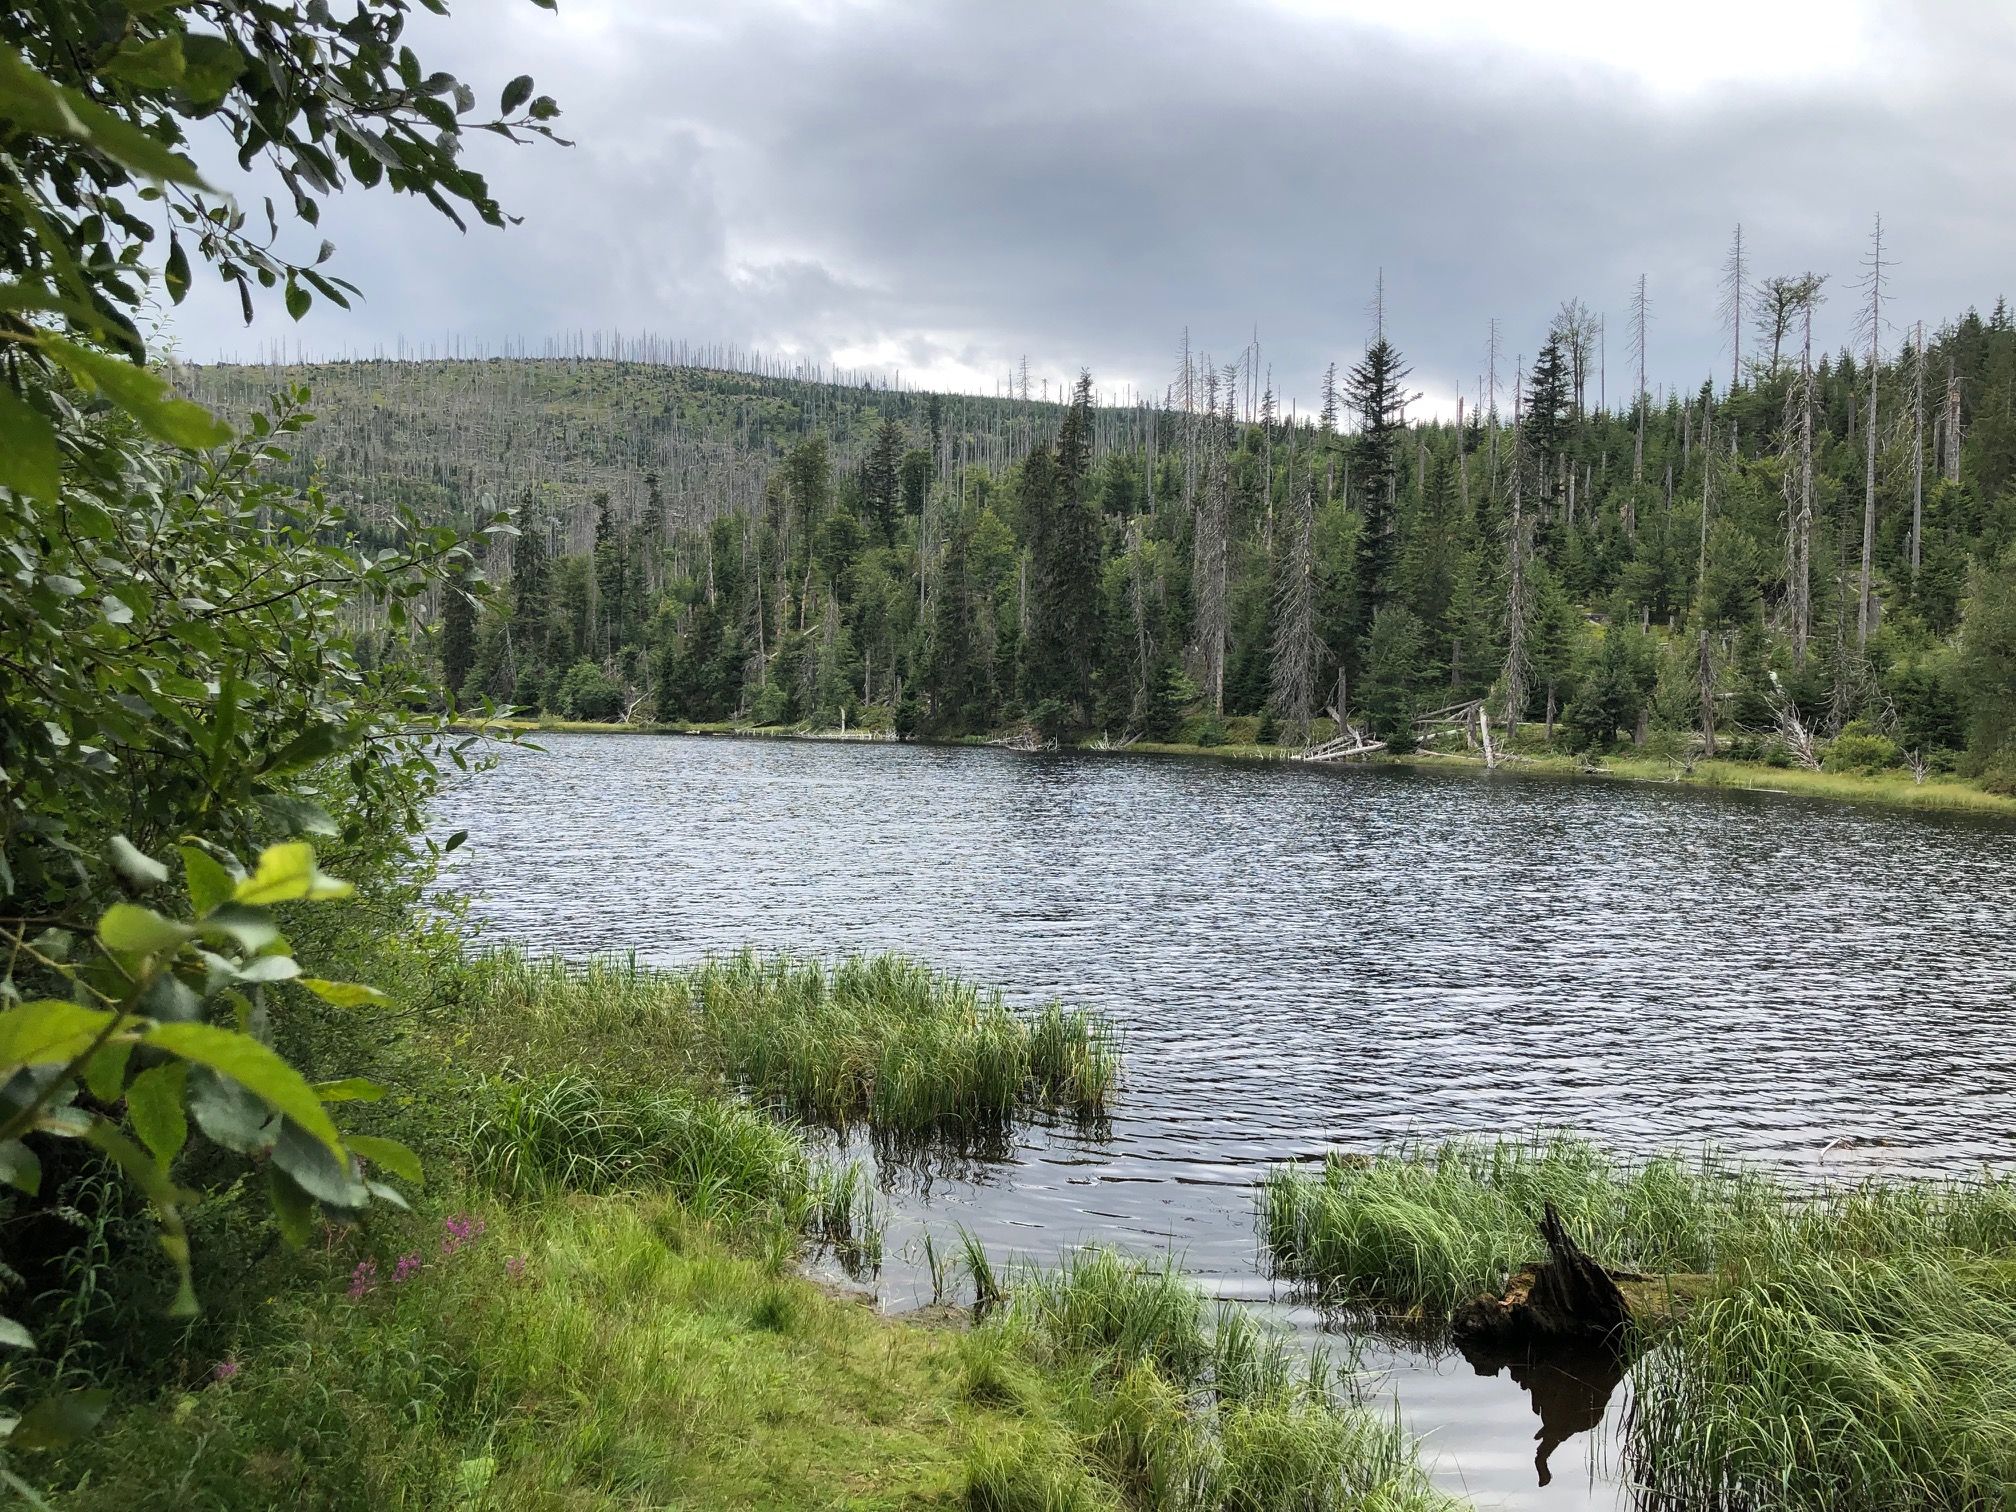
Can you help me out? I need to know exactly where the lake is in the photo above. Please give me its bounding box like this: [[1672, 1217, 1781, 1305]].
[[434, 733, 2016, 1510]]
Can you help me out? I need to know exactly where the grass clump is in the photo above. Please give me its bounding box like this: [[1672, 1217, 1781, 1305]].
[[964, 1245, 1454, 1512], [462, 948, 1118, 1135], [1260, 1135, 1781, 1311]]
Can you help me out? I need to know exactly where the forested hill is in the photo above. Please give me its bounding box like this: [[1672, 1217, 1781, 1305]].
[[191, 305, 2016, 785]]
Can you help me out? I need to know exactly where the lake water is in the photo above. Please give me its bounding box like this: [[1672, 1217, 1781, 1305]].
[[434, 733, 2016, 1510]]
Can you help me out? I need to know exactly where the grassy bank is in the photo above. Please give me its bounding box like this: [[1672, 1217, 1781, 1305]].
[[455, 716, 2016, 817], [22, 933, 1448, 1510], [1263, 1136, 2016, 1509]]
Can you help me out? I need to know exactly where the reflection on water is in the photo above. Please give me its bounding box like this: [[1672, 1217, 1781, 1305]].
[[434, 734, 2016, 1510]]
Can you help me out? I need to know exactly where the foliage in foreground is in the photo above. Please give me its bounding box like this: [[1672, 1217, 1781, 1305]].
[[1262, 1135, 2016, 1510], [462, 949, 1118, 1135]]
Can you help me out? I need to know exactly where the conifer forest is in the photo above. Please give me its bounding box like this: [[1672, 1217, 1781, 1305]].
[[193, 269, 2016, 783]]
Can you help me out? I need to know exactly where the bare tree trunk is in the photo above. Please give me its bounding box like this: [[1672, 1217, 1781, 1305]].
[[1911, 321, 1925, 579], [1945, 358, 1963, 484], [1858, 216, 1885, 649], [1698, 629, 1717, 756], [1270, 479, 1321, 743]]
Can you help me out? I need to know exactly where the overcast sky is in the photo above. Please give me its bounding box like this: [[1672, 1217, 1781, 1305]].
[[170, 0, 2016, 418]]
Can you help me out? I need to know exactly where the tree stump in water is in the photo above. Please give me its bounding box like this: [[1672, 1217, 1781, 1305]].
[[1452, 1202, 1635, 1349]]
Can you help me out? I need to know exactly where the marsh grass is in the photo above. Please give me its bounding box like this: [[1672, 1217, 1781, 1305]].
[[460, 949, 1117, 1136], [466, 1072, 883, 1265], [1263, 1135, 2016, 1510], [961, 1244, 1453, 1512]]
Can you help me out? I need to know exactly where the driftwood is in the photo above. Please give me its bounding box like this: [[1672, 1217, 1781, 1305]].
[[1454, 1203, 1632, 1348]]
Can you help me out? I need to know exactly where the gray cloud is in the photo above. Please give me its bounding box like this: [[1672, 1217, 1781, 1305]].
[[171, 1, 2016, 414]]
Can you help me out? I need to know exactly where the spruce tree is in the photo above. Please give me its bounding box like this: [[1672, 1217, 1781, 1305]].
[[863, 418, 904, 544], [1025, 374, 1101, 715], [440, 565, 476, 704], [1344, 336, 1412, 614]]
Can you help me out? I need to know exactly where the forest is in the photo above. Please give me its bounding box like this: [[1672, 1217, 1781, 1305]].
[[197, 281, 2016, 786]]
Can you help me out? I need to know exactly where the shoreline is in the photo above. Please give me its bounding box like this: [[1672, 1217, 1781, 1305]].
[[453, 716, 2016, 819]]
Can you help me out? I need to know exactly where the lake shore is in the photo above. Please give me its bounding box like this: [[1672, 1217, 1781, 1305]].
[[455, 715, 2016, 818]]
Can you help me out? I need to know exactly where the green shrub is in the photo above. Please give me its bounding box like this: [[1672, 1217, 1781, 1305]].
[[1823, 721, 1903, 774], [556, 659, 625, 721]]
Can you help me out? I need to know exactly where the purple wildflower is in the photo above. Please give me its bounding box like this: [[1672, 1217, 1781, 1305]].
[[211, 1358, 241, 1382], [504, 1255, 528, 1283], [441, 1214, 486, 1257], [347, 1259, 378, 1300], [391, 1251, 423, 1285]]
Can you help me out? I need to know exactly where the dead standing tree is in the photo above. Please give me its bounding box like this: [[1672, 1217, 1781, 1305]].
[[1269, 477, 1322, 745], [1779, 274, 1827, 670], [1856, 215, 1888, 649]]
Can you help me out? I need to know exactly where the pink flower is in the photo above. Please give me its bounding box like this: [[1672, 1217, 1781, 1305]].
[[504, 1255, 528, 1282], [347, 1260, 378, 1300], [211, 1358, 241, 1382], [391, 1251, 423, 1285], [441, 1214, 486, 1256]]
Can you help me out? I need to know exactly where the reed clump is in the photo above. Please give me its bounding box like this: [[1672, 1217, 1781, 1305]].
[[962, 1244, 1454, 1512], [1260, 1135, 1782, 1310], [466, 1072, 880, 1260], [462, 949, 1118, 1135], [1262, 1135, 2016, 1511]]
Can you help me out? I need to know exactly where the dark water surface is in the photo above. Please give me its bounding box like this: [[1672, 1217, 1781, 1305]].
[[434, 734, 2016, 1510]]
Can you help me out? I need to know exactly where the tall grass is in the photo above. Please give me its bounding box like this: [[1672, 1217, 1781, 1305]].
[[466, 1073, 880, 1261], [461, 949, 1117, 1136], [964, 1244, 1453, 1512], [1260, 1135, 1783, 1309], [1262, 1135, 2016, 1510]]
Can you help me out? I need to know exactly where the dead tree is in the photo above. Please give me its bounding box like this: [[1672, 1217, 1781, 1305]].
[[1857, 215, 1886, 649], [1270, 479, 1321, 744]]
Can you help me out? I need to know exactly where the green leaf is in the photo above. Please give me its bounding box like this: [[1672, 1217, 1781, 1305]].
[[98, 902, 193, 955], [268, 1164, 315, 1248], [41, 337, 232, 449], [180, 845, 236, 915], [196, 903, 278, 955], [126, 1061, 189, 1168], [234, 955, 300, 985], [284, 277, 310, 320], [501, 74, 534, 114], [82, 1038, 134, 1102], [0, 1315, 31, 1350], [0, 1140, 41, 1196], [7, 1389, 110, 1451], [0, 386, 59, 502], [346, 1134, 422, 1185], [108, 835, 169, 889], [96, 35, 186, 89], [185, 1066, 272, 1154], [298, 978, 387, 1008], [0, 1001, 118, 1072], [145, 1022, 342, 1158], [311, 1077, 383, 1102], [164, 233, 190, 303], [233, 842, 352, 905], [177, 34, 244, 106]]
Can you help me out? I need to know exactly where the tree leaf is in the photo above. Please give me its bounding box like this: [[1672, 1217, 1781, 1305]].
[[346, 1133, 422, 1184], [180, 845, 236, 915], [185, 1066, 273, 1154], [500, 74, 533, 114], [98, 902, 193, 955], [0, 1001, 117, 1072], [0, 1140, 41, 1196], [41, 337, 232, 449], [311, 1077, 383, 1102], [145, 1022, 342, 1158], [269, 1116, 365, 1206], [233, 842, 352, 904], [0, 1315, 31, 1350], [233, 954, 300, 985], [126, 1061, 189, 1168], [6, 1389, 110, 1451], [267, 1163, 315, 1248], [0, 385, 59, 502], [108, 835, 169, 889], [298, 978, 387, 1007], [82, 1038, 134, 1102]]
